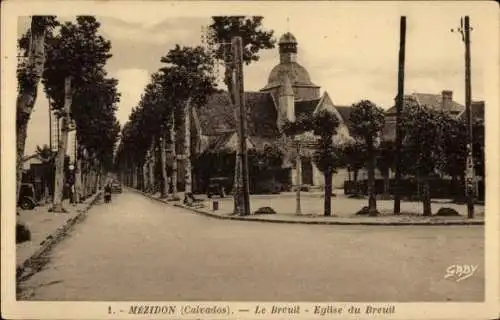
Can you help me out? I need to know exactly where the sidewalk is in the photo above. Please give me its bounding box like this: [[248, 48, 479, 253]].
[[16, 192, 101, 278], [134, 188, 485, 226]]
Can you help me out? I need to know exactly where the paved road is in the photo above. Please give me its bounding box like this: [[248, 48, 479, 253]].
[[17, 189, 484, 302]]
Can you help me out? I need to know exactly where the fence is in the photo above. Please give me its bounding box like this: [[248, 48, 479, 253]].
[[344, 178, 485, 201]]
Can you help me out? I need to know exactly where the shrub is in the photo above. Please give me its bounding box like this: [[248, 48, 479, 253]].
[[435, 207, 461, 216], [254, 206, 277, 215], [16, 223, 31, 243]]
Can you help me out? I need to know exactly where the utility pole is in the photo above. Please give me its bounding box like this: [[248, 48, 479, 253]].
[[394, 16, 406, 214], [232, 36, 251, 216], [452, 16, 475, 218]]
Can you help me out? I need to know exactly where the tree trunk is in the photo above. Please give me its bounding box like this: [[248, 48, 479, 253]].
[[367, 140, 378, 216], [232, 74, 245, 215], [422, 177, 432, 216], [184, 99, 193, 202], [132, 164, 138, 189], [160, 132, 168, 198], [169, 113, 178, 199], [148, 141, 155, 193], [142, 161, 148, 192], [295, 143, 302, 215], [324, 168, 333, 216], [98, 163, 104, 190], [51, 77, 72, 213], [16, 17, 48, 205], [353, 169, 359, 195], [383, 171, 390, 198], [75, 157, 82, 203], [81, 167, 86, 200], [233, 151, 243, 214]]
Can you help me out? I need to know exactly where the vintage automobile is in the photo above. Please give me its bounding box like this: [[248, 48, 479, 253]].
[[206, 177, 229, 198], [18, 183, 37, 210], [110, 180, 122, 193]]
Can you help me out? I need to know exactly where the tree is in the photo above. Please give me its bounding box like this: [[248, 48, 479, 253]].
[[248, 142, 286, 193], [35, 144, 56, 204], [114, 45, 217, 200], [376, 140, 395, 198], [341, 140, 367, 192], [42, 16, 117, 211], [310, 110, 342, 216], [283, 111, 341, 216], [208, 16, 275, 214], [159, 45, 217, 201], [400, 104, 443, 216], [16, 16, 58, 207], [350, 100, 385, 216]]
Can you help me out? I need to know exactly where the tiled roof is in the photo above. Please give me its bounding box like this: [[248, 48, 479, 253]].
[[203, 133, 276, 153], [295, 99, 319, 118], [196, 91, 279, 138], [335, 105, 354, 130], [386, 93, 464, 114], [382, 99, 484, 142]]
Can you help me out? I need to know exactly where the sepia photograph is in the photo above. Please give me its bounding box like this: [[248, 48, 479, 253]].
[[1, 1, 499, 319]]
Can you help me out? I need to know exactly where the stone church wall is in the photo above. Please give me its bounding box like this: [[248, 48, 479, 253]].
[[293, 86, 321, 101]]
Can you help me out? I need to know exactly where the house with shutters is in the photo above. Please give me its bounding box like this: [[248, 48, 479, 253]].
[[187, 32, 354, 192]]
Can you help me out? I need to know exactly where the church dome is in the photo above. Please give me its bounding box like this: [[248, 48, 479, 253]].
[[279, 32, 298, 44], [262, 32, 319, 95], [265, 62, 317, 89]]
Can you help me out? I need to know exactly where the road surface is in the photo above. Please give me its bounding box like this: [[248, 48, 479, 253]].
[[17, 189, 485, 301]]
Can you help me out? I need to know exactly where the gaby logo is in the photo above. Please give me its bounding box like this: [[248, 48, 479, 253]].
[[444, 264, 479, 282]]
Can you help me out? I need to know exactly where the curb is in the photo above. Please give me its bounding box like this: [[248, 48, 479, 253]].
[[16, 191, 102, 282], [131, 188, 485, 227]]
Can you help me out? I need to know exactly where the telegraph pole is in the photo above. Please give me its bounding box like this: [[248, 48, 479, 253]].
[[452, 16, 475, 218], [232, 36, 251, 216], [464, 16, 475, 219], [393, 16, 406, 214]]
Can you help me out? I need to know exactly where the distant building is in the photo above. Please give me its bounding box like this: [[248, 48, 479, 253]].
[[382, 90, 485, 141]]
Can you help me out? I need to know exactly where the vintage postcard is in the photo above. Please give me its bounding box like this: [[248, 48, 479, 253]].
[[1, 1, 499, 319]]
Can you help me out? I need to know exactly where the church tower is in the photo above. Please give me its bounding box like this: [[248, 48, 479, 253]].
[[279, 32, 298, 63], [278, 74, 295, 127], [261, 32, 321, 103]]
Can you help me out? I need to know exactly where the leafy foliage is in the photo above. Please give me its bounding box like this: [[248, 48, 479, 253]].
[[115, 45, 219, 177], [208, 16, 276, 65], [350, 100, 385, 143], [399, 104, 443, 177], [41, 16, 119, 170], [17, 16, 59, 94]]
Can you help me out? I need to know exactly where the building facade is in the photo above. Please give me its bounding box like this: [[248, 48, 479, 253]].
[[189, 32, 354, 192]]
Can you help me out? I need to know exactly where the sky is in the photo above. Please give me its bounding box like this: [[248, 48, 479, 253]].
[[15, 2, 493, 156]]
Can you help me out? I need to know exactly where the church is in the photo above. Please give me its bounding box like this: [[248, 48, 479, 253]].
[[189, 32, 354, 193]]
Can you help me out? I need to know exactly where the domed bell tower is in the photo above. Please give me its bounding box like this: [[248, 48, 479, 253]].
[[279, 32, 298, 63]]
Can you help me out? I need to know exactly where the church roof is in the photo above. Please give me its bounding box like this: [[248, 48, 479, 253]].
[[195, 91, 279, 138], [279, 32, 298, 44], [334, 105, 355, 130], [295, 99, 320, 118], [263, 62, 319, 90]]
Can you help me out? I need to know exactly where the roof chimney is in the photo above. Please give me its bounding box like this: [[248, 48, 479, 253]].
[[441, 90, 453, 113]]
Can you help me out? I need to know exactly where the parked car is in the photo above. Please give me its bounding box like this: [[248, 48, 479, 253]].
[[110, 181, 122, 193], [18, 183, 36, 210]]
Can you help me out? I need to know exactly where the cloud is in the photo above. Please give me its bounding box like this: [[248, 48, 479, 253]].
[[98, 16, 207, 46], [112, 68, 150, 125]]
